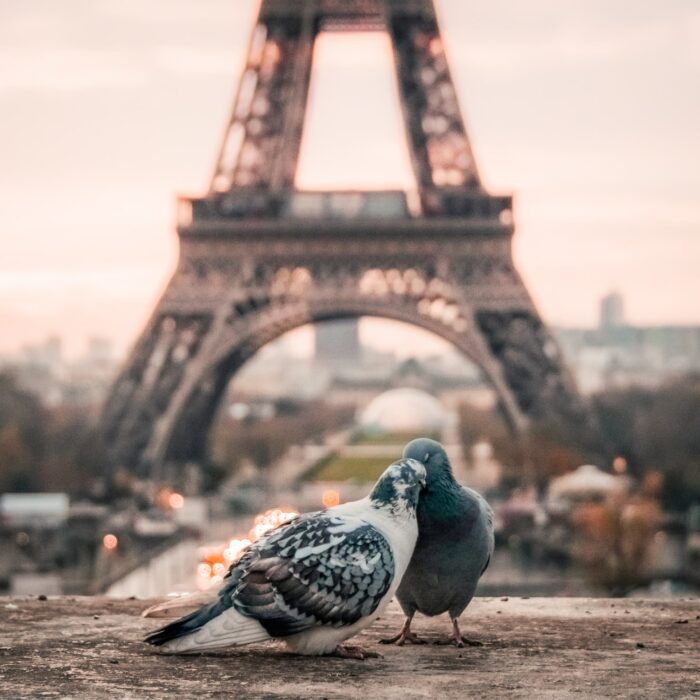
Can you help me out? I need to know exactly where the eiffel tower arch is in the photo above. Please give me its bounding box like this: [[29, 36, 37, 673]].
[[100, 0, 584, 481]]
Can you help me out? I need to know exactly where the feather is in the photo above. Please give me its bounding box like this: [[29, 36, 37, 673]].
[[156, 607, 270, 654], [141, 589, 218, 619]]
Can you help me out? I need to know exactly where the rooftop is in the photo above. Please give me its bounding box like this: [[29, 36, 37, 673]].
[[1, 596, 698, 698]]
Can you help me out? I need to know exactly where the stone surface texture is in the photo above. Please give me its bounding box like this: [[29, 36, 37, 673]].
[[1, 596, 699, 698]]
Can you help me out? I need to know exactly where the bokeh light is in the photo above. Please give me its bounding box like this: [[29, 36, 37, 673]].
[[613, 456, 628, 474], [322, 489, 340, 508], [195, 507, 298, 590], [168, 492, 185, 509]]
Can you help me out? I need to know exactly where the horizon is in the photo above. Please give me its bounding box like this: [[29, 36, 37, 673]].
[[1, 0, 699, 357], [3, 295, 696, 365]]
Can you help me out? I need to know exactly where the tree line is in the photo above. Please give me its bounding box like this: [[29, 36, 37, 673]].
[[458, 373, 700, 511]]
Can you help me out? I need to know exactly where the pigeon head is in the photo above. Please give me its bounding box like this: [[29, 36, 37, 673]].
[[369, 458, 427, 515], [402, 438, 453, 489]]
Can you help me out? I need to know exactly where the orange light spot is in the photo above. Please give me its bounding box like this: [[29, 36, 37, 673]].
[[224, 538, 252, 563], [613, 456, 627, 474], [204, 551, 225, 566], [322, 490, 340, 508], [248, 508, 298, 541], [169, 492, 185, 509], [154, 488, 171, 509], [103, 534, 118, 550], [195, 506, 298, 588]]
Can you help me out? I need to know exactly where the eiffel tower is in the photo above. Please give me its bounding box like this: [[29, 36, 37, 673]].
[[100, 0, 583, 481]]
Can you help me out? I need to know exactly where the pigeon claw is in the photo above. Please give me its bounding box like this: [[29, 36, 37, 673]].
[[431, 636, 484, 647], [331, 644, 382, 660], [380, 631, 425, 646], [460, 636, 484, 647], [448, 618, 484, 648], [380, 615, 425, 646]]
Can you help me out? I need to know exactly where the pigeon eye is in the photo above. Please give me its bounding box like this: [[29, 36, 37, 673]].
[[424, 453, 429, 461]]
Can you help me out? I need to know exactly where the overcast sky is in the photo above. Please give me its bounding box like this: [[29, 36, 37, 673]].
[[1, 0, 698, 357]]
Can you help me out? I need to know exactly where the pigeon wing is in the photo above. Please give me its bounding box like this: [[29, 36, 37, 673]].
[[221, 513, 395, 637]]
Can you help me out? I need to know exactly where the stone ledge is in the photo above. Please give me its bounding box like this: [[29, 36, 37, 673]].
[[1, 596, 699, 699]]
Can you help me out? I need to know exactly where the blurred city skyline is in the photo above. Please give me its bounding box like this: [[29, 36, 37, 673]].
[[1, 0, 699, 356]]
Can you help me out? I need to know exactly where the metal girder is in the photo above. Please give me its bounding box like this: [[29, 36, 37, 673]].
[[209, 0, 480, 208]]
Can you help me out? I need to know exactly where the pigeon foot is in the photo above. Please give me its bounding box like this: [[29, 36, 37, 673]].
[[331, 645, 382, 660], [379, 615, 425, 645], [446, 618, 484, 648], [380, 631, 425, 646], [434, 635, 484, 647]]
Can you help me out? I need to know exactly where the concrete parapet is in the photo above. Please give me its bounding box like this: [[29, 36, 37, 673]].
[[1, 596, 698, 698]]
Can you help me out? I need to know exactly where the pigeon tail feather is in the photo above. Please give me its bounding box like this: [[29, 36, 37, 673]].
[[144, 599, 225, 646], [142, 589, 218, 619], [144, 601, 269, 653]]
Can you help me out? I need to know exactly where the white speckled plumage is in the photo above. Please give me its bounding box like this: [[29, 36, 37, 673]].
[[144, 458, 426, 656]]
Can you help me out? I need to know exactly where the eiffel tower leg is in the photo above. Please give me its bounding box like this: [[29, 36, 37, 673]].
[[306, 260, 580, 436], [443, 256, 586, 432], [387, 2, 481, 200], [99, 304, 218, 480], [474, 307, 583, 426], [348, 250, 585, 434], [210, 4, 316, 192], [100, 257, 315, 481]]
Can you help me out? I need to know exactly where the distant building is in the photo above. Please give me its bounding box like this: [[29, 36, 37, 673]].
[[314, 319, 362, 365], [555, 293, 700, 393], [599, 291, 625, 330], [0, 336, 118, 408], [329, 356, 492, 410], [359, 387, 448, 434], [86, 337, 115, 365]]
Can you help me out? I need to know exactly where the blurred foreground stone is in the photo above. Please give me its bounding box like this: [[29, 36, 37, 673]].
[[1, 596, 699, 698]]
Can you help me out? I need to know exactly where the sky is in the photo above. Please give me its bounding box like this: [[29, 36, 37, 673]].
[[1, 0, 699, 358]]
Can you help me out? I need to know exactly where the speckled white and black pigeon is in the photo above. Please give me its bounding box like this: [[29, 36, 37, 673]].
[[381, 438, 494, 647], [144, 458, 426, 658]]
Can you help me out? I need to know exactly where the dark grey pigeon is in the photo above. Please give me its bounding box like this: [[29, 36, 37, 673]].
[[382, 438, 494, 647]]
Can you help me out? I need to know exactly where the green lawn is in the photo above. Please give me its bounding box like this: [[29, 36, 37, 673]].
[[305, 430, 443, 482], [307, 454, 390, 483], [349, 430, 440, 446]]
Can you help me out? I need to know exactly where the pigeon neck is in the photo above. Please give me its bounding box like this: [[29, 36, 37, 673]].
[[368, 490, 419, 523], [425, 458, 457, 489], [423, 467, 463, 519]]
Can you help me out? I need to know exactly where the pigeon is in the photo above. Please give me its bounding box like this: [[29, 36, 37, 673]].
[[381, 438, 494, 647], [144, 458, 426, 658]]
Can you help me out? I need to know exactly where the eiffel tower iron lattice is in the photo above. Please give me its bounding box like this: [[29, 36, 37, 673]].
[[100, 0, 585, 481]]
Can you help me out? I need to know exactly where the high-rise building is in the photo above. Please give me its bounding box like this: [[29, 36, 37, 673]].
[[599, 292, 626, 330], [21, 335, 63, 371], [314, 319, 362, 365], [86, 337, 114, 365]]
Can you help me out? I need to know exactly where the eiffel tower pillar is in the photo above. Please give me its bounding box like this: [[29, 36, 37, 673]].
[[100, 0, 587, 482]]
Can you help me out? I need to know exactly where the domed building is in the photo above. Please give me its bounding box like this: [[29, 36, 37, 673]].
[[359, 387, 448, 434]]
